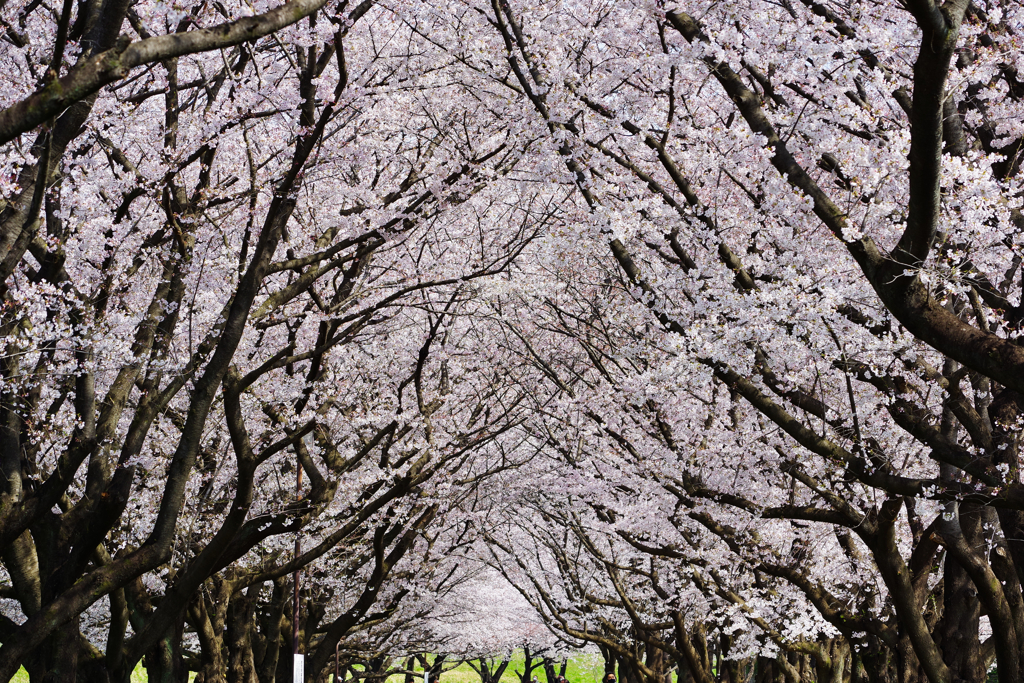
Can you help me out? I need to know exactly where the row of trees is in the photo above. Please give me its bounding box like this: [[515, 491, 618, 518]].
[[0, 0, 548, 678], [2, 0, 1024, 681], [453, 2, 1024, 683]]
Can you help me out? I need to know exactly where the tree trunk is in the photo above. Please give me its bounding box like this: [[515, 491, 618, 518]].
[[257, 579, 289, 683], [645, 644, 673, 683], [226, 586, 260, 683], [39, 617, 80, 683], [144, 613, 187, 683]]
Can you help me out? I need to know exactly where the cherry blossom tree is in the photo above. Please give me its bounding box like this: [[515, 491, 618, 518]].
[[4, 1, 1024, 683], [408, 2, 1024, 683], [0, 0, 546, 679]]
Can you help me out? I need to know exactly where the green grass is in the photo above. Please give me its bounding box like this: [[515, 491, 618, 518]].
[[8, 651, 601, 683], [383, 651, 607, 683], [9, 664, 152, 682]]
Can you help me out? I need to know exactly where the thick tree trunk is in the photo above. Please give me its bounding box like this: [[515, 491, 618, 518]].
[[896, 634, 924, 683], [645, 644, 673, 683], [934, 502, 984, 683], [38, 617, 80, 683], [519, 647, 544, 683], [543, 658, 557, 683], [857, 638, 895, 683], [753, 657, 779, 683], [193, 581, 230, 683], [257, 579, 289, 683], [144, 613, 187, 683], [226, 587, 260, 683], [620, 653, 643, 683]]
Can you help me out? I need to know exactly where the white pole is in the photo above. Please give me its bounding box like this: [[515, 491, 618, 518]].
[[293, 437, 305, 682]]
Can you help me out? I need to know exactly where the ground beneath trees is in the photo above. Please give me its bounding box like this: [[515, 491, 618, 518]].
[[9, 651, 608, 683]]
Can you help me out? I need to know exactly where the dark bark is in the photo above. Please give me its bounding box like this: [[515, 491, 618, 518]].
[[933, 502, 984, 683], [516, 647, 545, 683], [226, 587, 260, 683], [256, 579, 290, 683], [144, 612, 187, 683]]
